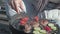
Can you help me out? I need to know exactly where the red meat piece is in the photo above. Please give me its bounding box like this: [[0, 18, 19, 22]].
[[20, 17, 29, 25], [44, 26, 51, 32], [22, 17, 29, 22], [34, 16, 39, 22]]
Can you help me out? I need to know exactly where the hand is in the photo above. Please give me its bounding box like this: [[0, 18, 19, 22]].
[[10, 0, 26, 14]]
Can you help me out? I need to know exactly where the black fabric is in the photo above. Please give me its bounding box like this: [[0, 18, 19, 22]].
[[44, 2, 58, 10], [0, 23, 11, 34], [21, 0, 49, 17]]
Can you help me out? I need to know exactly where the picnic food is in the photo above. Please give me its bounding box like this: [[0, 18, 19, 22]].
[[33, 27, 47, 34], [20, 17, 29, 25], [48, 23, 57, 31], [24, 24, 32, 33]]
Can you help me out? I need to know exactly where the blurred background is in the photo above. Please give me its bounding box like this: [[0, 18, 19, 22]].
[[0, 0, 60, 34]]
